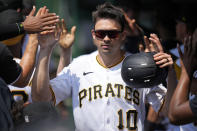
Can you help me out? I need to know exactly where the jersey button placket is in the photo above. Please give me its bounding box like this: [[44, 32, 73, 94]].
[[107, 99, 110, 106], [107, 118, 110, 124], [107, 101, 110, 126], [105, 69, 112, 129], [106, 69, 109, 80]]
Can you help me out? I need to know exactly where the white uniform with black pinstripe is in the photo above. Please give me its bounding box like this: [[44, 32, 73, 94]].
[[50, 51, 166, 131]]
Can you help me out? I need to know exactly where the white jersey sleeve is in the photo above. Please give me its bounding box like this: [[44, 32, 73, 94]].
[[50, 54, 86, 105], [50, 66, 73, 105], [9, 85, 32, 103], [145, 84, 167, 112], [50, 52, 97, 105]]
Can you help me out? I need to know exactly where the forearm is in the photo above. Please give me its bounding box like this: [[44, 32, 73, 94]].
[[171, 70, 190, 108], [14, 35, 38, 87], [147, 105, 158, 122], [32, 48, 53, 102], [57, 47, 72, 75], [168, 69, 192, 124], [161, 66, 177, 116]]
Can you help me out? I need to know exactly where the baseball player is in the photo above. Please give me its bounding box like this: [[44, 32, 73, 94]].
[[32, 3, 172, 131], [8, 18, 76, 103], [169, 29, 197, 130]]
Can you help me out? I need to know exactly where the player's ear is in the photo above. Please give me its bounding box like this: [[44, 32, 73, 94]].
[[91, 29, 96, 39]]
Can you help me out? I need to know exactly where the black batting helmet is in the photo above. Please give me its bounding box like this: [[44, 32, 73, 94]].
[[121, 52, 167, 88]]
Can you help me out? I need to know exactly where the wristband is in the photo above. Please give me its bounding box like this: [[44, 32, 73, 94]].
[[16, 22, 25, 35]]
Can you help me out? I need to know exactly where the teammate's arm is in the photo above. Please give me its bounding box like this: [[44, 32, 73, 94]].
[[13, 7, 59, 87], [13, 34, 38, 87], [161, 66, 177, 116], [32, 9, 60, 102], [168, 33, 197, 125], [32, 30, 60, 102], [57, 19, 76, 74], [168, 67, 195, 125], [145, 105, 160, 131], [143, 33, 175, 117]]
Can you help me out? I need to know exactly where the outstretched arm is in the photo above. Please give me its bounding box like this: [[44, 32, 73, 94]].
[[143, 33, 175, 116], [32, 29, 60, 102], [0, 6, 59, 41], [13, 34, 38, 87], [32, 8, 61, 102], [57, 19, 76, 74], [169, 29, 197, 124], [13, 7, 59, 87]]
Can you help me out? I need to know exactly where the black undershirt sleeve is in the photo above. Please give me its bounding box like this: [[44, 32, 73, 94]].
[[0, 23, 24, 41], [0, 43, 22, 84]]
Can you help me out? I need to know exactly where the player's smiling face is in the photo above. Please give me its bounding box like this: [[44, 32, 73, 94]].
[[92, 18, 126, 55]]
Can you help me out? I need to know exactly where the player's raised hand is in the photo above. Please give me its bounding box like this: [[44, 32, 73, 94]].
[[149, 34, 164, 53], [177, 29, 197, 77], [143, 35, 155, 52], [142, 33, 173, 68], [58, 19, 76, 50], [23, 6, 59, 33], [38, 23, 61, 49], [143, 34, 163, 53], [123, 11, 143, 36]]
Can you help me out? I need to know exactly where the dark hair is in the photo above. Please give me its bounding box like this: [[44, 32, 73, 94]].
[[92, 2, 125, 31]]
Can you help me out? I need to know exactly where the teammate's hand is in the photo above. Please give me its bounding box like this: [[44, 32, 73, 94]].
[[153, 52, 173, 68], [58, 19, 76, 50], [38, 23, 61, 49], [22, 6, 59, 33], [141, 33, 173, 68], [143, 34, 164, 53], [177, 29, 197, 77], [123, 11, 143, 36]]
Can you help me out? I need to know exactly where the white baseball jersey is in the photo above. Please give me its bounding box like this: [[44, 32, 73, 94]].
[[50, 51, 166, 131], [9, 85, 32, 103]]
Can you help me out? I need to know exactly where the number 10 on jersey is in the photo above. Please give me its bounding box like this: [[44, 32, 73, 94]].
[[117, 109, 138, 130]]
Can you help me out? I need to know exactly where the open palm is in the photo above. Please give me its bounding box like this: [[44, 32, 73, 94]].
[[59, 19, 76, 49]]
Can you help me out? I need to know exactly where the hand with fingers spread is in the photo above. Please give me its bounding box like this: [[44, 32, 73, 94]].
[[143, 33, 173, 68], [56, 19, 76, 74], [143, 34, 163, 53], [38, 24, 61, 49], [177, 30, 197, 78], [58, 19, 76, 50], [22, 6, 59, 33], [123, 11, 143, 36]]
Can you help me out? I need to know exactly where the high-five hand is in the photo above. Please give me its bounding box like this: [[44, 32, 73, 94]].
[[58, 19, 76, 50]]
